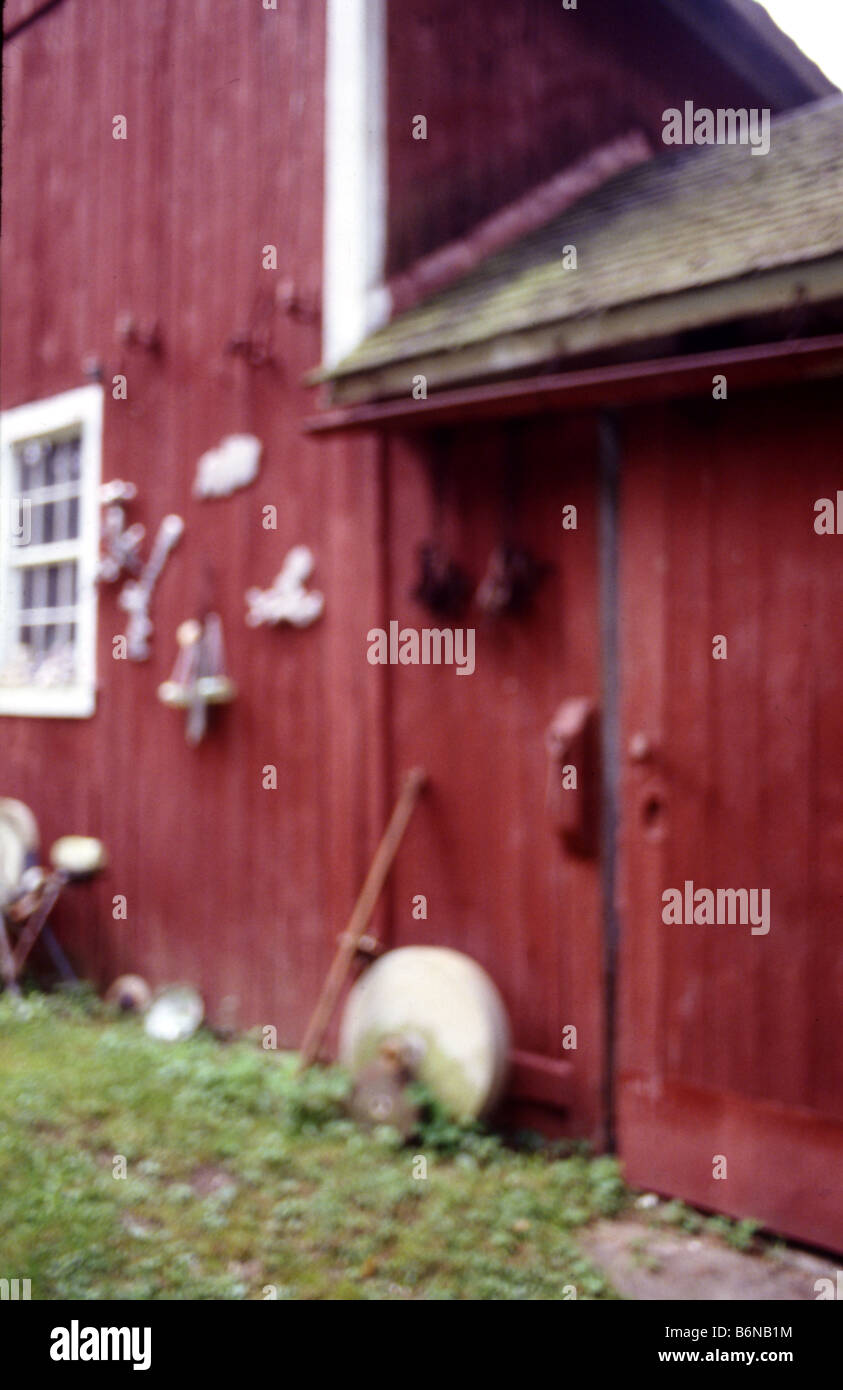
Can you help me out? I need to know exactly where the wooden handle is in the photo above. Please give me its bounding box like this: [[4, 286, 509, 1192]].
[[298, 767, 427, 1070]]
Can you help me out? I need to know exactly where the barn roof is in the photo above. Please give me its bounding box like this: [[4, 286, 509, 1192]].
[[320, 96, 843, 404]]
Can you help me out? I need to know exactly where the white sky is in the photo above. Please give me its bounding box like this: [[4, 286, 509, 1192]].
[[759, 0, 843, 89]]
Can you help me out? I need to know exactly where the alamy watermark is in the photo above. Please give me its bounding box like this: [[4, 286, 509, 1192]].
[[0, 1278, 31, 1299], [50, 1320, 151, 1371], [662, 881, 770, 935], [662, 103, 770, 157], [367, 622, 475, 675]]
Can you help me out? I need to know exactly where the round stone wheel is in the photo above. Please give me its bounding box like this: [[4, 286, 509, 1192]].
[[339, 947, 511, 1121]]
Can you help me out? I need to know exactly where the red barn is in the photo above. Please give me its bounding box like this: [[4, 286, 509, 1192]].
[[2, 0, 841, 1250]]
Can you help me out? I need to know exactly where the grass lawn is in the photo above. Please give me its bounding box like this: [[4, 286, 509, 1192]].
[[0, 990, 630, 1300]]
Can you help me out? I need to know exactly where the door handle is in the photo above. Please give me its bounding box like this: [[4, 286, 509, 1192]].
[[545, 698, 600, 857]]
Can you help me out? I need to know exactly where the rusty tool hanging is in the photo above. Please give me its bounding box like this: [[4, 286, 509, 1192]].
[[298, 767, 428, 1071], [411, 433, 472, 618]]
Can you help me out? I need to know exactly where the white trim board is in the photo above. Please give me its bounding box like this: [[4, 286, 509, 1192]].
[[322, 0, 389, 368]]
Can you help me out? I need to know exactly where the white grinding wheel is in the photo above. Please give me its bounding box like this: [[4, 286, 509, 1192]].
[[339, 947, 511, 1122]]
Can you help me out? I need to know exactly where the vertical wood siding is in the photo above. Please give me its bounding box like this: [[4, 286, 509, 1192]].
[[617, 381, 843, 1249], [1, 0, 387, 1044], [383, 418, 606, 1139], [3, 4, 841, 1241]]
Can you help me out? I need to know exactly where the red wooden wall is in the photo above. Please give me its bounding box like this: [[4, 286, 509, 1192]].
[[3, 5, 841, 1251], [617, 380, 843, 1249], [1, 0, 388, 1042], [383, 420, 606, 1139]]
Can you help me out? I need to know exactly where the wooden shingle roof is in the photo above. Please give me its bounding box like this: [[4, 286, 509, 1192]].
[[322, 97, 843, 404]]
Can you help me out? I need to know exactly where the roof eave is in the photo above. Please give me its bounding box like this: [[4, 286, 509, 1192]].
[[318, 255, 843, 407], [303, 333, 843, 435]]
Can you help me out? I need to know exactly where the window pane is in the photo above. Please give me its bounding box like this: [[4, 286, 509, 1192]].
[[32, 566, 48, 609], [1, 622, 77, 688], [50, 438, 82, 485], [58, 560, 77, 606], [17, 561, 77, 616], [14, 436, 81, 492], [38, 624, 76, 686], [36, 500, 52, 545], [15, 439, 46, 491], [43, 561, 77, 608], [25, 497, 80, 545]]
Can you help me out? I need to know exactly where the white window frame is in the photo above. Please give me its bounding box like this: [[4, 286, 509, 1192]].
[[0, 385, 103, 718]]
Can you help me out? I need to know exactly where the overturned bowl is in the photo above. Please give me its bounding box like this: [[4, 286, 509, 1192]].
[[144, 984, 204, 1042]]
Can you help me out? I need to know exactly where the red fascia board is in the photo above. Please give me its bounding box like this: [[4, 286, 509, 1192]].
[[303, 335, 843, 435]]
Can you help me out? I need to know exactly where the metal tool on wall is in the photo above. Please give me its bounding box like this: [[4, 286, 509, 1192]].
[[98, 479, 145, 582], [545, 698, 600, 857], [475, 424, 550, 617], [411, 434, 473, 617], [158, 612, 236, 746]]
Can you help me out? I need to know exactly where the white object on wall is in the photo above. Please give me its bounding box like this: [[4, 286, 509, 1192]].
[[245, 545, 325, 629], [98, 480, 145, 582], [118, 514, 184, 660], [193, 434, 262, 499], [158, 613, 236, 746]]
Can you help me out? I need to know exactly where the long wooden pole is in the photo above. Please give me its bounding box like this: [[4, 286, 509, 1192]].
[[298, 767, 427, 1071]]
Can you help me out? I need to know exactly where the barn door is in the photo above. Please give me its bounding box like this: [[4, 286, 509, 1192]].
[[616, 386, 843, 1251], [382, 416, 607, 1140]]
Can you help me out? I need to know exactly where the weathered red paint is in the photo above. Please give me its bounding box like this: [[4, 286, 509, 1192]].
[[617, 382, 843, 1250], [378, 418, 606, 1140], [2, 0, 841, 1251], [1, 0, 387, 1045]]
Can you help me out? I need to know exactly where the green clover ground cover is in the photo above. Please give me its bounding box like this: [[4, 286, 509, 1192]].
[[0, 990, 626, 1300]]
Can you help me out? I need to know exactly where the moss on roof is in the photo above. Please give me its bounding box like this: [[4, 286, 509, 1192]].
[[326, 97, 843, 395]]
